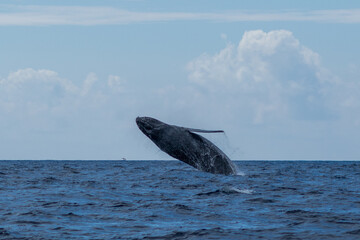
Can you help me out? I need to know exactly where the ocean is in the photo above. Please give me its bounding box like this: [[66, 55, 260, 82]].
[[0, 160, 359, 239]]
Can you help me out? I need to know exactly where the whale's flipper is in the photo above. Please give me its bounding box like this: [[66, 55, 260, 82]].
[[183, 128, 224, 133]]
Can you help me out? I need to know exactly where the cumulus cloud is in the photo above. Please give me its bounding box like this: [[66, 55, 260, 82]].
[[81, 72, 97, 96], [108, 75, 126, 92], [0, 68, 144, 160], [187, 30, 337, 123], [1, 68, 77, 93], [0, 68, 127, 117], [0, 68, 79, 114]]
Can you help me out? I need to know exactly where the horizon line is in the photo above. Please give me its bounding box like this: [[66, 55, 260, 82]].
[[0, 159, 358, 161]]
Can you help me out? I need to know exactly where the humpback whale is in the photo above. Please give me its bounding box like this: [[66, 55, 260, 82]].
[[136, 116, 237, 175]]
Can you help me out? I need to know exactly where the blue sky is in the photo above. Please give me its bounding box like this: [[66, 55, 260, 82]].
[[1, 1, 360, 160]]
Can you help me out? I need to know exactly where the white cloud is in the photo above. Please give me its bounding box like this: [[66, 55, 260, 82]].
[[2, 68, 77, 93], [108, 75, 126, 92], [0, 68, 78, 114], [1, 6, 360, 26], [0, 68, 138, 160], [187, 30, 337, 123], [81, 72, 97, 96], [181, 31, 360, 159], [0, 68, 123, 116]]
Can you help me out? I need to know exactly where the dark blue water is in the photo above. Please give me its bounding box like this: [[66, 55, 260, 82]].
[[0, 160, 359, 239]]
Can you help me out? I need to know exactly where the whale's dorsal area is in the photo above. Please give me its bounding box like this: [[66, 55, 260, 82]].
[[136, 116, 237, 175]]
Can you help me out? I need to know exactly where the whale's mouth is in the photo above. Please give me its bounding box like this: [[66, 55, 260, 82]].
[[136, 117, 157, 135], [135, 117, 144, 128]]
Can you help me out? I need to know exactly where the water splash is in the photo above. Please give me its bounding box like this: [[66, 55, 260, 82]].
[[235, 170, 245, 176], [221, 186, 254, 194]]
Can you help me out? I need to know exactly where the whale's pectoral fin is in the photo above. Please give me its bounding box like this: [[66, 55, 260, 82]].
[[183, 128, 224, 133]]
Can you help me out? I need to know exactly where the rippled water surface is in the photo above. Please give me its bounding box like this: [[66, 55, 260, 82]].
[[0, 160, 360, 239]]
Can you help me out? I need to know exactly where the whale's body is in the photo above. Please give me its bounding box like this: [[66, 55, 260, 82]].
[[136, 117, 237, 175]]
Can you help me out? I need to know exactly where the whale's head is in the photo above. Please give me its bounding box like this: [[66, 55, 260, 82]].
[[136, 116, 168, 142]]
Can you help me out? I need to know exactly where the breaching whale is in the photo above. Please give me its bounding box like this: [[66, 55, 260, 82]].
[[136, 116, 237, 175]]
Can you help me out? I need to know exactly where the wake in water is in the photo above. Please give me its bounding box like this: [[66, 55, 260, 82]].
[[197, 186, 254, 196]]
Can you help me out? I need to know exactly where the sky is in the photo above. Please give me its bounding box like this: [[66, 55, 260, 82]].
[[1, 0, 360, 160]]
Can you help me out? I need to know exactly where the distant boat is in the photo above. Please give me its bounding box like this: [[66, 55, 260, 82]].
[[121, 158, 127, 160]]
